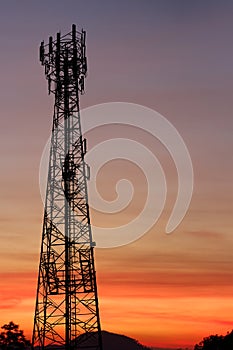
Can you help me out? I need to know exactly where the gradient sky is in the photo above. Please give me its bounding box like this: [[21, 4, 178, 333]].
[[0, 1, 232, 348]]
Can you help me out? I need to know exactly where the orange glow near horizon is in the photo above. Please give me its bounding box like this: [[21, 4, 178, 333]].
[[0, 261, 232, 348]]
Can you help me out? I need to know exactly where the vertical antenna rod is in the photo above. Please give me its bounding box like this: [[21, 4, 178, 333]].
[[32, 24, 103, 350]]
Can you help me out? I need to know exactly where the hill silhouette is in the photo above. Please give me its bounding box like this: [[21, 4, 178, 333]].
[[76, 330, 151, 350]]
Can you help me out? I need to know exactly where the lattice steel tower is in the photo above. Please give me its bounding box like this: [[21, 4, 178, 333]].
[[32, 25, 103, 350]]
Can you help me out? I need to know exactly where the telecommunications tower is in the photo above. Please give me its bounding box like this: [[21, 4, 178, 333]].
[[32, 25, 103, 350]]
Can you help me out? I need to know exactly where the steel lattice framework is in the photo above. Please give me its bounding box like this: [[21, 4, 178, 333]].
[[32, 25, 103, 350]]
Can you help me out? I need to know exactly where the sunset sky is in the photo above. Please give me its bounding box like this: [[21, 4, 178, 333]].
[[0, 1, 232, 348]]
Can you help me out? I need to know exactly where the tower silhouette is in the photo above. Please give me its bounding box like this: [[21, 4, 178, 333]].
[[32, 24, 102, 350]]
